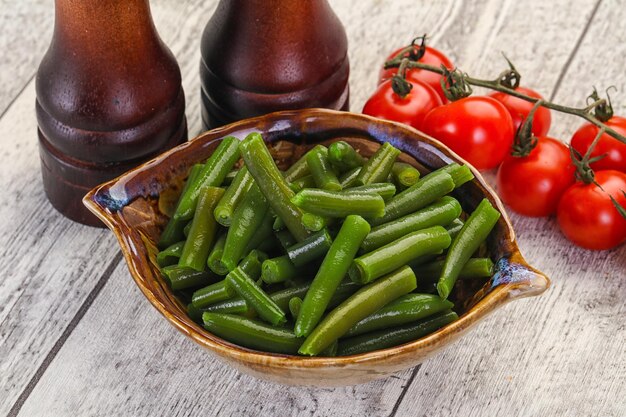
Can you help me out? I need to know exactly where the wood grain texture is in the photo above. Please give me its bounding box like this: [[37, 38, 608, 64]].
[[1, 0, 625, 416], [394, 1, 626, 416], [0, 82, 122, 417], [0, 0, 212, 414], [0, 0, 53, 116], [17, 263, 416, 417]]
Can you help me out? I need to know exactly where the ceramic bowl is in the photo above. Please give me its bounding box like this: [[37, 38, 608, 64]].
[[84, 109, 549, 386]]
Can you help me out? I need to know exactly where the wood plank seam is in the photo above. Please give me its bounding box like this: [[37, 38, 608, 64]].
[[6, 251, 123, 417], [387, 365, 421, 417], [0, 74, 35, 123], [549, 0, 602, 101]]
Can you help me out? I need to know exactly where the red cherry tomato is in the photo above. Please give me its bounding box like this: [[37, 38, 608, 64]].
[[362, 79, 442, 130], [557, 170, 626, 250], [488, 87, 552, 137], [570, 116, 626, 173], [420, 96, 515, 170], [379, 46, 453, 103], [496, 137, 575, 217]]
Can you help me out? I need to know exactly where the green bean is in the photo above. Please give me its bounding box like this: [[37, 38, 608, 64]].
[[238, 249, 267, 280], [283, 149, 319, 183], [320, 340, 338, 357], [337, 311, 458, 356], [414, 258, 494, 282], [240, 133, 309, 241], [158, 164, 203, 248], [191, 280, 236, 309], [437, 199, 501, 299], [202, 313, 302, 354], [298, 266, 417, 356], [286, 229, 333, 267], [173, 136, 240, 221], [288, 175, 316, 193], [178, 186, 224, 271], [214, 166, 253, 227], [204, 281, 360, 316], [349, 226, 451, 284], [244, 210, 278, 254], [183, 221, 193, 237], [445, 218, 465, 240], [345, 183, 396, 201], [261, 255, 301, 284], [301, 212, 330, 232], [157, 241, 185, 267], [339, 167, 361, 188], [295, 215, 371, 337], [163, 267, 216, 291], [433, 163, 474, 188], [207, 234, 228, 275], [344, 294, 454, 337], [275, 229, 297, 250], [272, 215, 285, 231], [406, 252, 442, 270], [221, 184, 270, 272], [187, 302, 203, 323], [306, 145, 342, 191], [391, 162, 421, 188], [354, 142, 401, 185], [361, 197, 462, 252], [221, 169, 238, 186], [292, 188, 385, 218], [326, 281, 361, 309], [288, 296, 303, 318], [192, 250, 265, 309], [261, 255, 303, 284], [370, 170, 455, 226], [226, 267, 286, 326], [328, 141, 366, 173]]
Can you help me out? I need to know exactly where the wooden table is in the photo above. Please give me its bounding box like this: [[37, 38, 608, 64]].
[[1, 1, 624, 416]]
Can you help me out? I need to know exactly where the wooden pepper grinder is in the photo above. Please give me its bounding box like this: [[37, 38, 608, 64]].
[[36, 0, 187, 226], [200, 0, 350, 129]]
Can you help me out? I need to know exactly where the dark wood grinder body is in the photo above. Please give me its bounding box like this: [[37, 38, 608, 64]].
[[36, 0, 187, 226], [200, 0, 350, 129]]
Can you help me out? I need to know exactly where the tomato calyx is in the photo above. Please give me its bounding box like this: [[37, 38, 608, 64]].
[[495, 54, 521, 90], [570, 127, 607, 184], [390, 58, 414, 98], [511, 99, 544, 157], [587, 87, 615, 123], [406, 35, 427, 61], [383, 34, 428, 70], [440, 67, 472, 101], [569, 127, 626, 220]]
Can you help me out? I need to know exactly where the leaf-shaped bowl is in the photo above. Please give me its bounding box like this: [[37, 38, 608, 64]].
[[84, 109, 549, 386]]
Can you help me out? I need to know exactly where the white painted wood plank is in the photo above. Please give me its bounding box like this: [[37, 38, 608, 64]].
[[395, 1, 626, 416], [0, 0, 53, 114], [4, 0, 625, 416], [17, 263, 415, 417], [0, 81, 122, 417], [0, 1, 215, 414], [10, 1, 465, 416]]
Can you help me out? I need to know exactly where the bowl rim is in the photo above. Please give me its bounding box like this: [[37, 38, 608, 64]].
[[84, 108, 550, 368]]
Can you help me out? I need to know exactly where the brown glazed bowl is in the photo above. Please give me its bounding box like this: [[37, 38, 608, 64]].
[[84, 109, 549, 386]]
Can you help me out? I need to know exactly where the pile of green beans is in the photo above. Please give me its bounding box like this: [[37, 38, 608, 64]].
[[156, 134, 500, 357]]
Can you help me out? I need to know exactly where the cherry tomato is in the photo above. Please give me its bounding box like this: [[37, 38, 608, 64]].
[[488, 87, 552, 137], [570, 116, 626, 173], [420, 96, 515, 170], [379, 46, 453, 103], [362, 79, 442, 130], [496, 137, 574, 217], [557, 170, 626, 250]]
